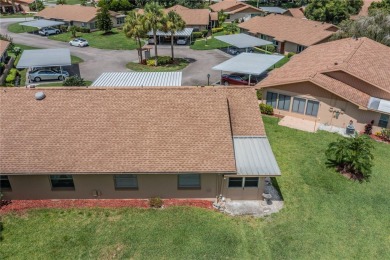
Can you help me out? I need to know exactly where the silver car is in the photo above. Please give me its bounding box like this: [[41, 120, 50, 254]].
[[29, 69, 69, 82], [38, 27, 61, 36]]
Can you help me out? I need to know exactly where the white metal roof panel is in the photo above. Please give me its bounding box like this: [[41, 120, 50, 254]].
[[19, 19, 65, 28], [212, 52, 284, 75], [368, 97, 390, 114], [259, 7, 287, 14], [16, 48, 71, 68], [92, 72, 182, 87], [215, 33, 272, 48], [147, 28, 194, 37], [233, 136, 281, 176]]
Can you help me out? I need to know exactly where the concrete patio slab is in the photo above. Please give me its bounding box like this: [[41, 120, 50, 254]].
[[278, 116, 319, 133]]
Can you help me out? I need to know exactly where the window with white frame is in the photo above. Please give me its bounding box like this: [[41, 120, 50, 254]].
[[378, 114, 389, 128], [277, 94, 291, 111], [114, 174, 138, 189], [50, 175, 75, 189], [297, 45, 306, 53], [266, 91, 278, 108], [292, 97, 306, 114], [116, 17, 125, 24], [305, 100, 320, 117], [0, 175, 11, 191], [260, 34, 266, 40], [178, 174, 201, 189], [228, 177, 259, 188]]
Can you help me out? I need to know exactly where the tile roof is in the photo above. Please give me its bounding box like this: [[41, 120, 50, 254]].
[[210, 12, 218, 21], [284, 8, 306, 19], [238, 14, 337, 46], [36, 5, 118, 23], [209, 1, 263, 14], [166, 4, 189, 12], [0, 87, 265, 174], [0, 40, 10, 56], [258, 37, 390, 107], [138, 7, 210, 26]]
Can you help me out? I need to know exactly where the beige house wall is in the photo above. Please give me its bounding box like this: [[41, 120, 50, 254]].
[[222, 177, 265, 200], [262, 82, 387, 132], [284, 41, 299, 53]]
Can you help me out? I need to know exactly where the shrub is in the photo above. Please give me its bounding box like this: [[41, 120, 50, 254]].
[[287, 52, 296, 58], [211, 27, 223, 34], [146, 56, 172, 66], [149, 197, 163, 208], [201, 29, 208, 37], [63, 76, 86, 86], [260, 44, 276, 53], [59, 25, 68, 32], [379, 129, 390, 141], [74, 26, 90, 33], [259, 103, 273, 115], [256, 90, 262, 100], [192, 32, 203, 39], [5, 68, 18, 85]]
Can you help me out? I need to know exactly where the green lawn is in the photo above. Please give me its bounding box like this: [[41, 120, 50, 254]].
[[190, 37, 231, 50], [1, 117, 390, 258], [8, 22, 37, 33], [126, 58, 189, 72], [49, 29, 139, 50], [0, 13, 34, 18]]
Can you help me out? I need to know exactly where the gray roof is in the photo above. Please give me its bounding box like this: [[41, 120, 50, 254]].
[[212, 53, 284, 75], [147, 28, 194, 37], [368, 97, 390, 114], [92, 72, 182, 87], [233, 136, 281, 176], [16, 48, 71, 68], [215, 33, 272, 48], [19, 19, 65, 28], [259, 6, 287, 14]]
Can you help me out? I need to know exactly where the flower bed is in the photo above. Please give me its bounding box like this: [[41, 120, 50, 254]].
[[0, 199, 213, 214]]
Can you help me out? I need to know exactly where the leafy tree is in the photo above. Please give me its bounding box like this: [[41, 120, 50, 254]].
[[69, 26, 77, 38], [225, 22, 238, 34], [304, 0, 350, 24], [109, 0, 132, 11], [326, 134, 374, 180], [331, 10, 390, 46], [96, 4, 113, 34], [28, 0, 44, 11], [345, 0, 364, 15], [144, 2, 166, 66], [164, 11, 186, 61], [123, 11, 148, 64], [218, 9, 227, 26], [369, 0, 390, 14], [56, 0, 66, 4], [63, 76, 86, 86], [80, 0, 87, 6]]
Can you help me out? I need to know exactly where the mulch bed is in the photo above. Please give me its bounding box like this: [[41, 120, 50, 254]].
[[0, 199, 213, 214]]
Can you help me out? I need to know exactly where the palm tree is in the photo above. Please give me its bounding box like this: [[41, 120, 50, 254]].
[[164, 11, 186, 61], [123, 11, 148, 64], [225, 22, 238, 35], [144, 2, 166, 66]]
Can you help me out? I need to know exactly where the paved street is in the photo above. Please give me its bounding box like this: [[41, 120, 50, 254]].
[[0, 18, 230, 85]]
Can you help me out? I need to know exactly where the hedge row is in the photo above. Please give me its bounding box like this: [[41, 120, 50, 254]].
[[146, 56, 172, 66]]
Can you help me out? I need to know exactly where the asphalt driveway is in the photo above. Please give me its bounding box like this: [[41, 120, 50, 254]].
[[0, 18, 230, 85]]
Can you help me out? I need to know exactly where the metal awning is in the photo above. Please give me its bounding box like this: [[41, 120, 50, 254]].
[[19, 19, 65, 29], [259, 6, 287, 14], [215, 33, 272, 48], [233, 136, 281, 176], [92, 72, 182, 87], [147, 28, 194, 37], [16, 49, 71, 68], [212, 53, 284, 75], [368, 97, 390, 114]]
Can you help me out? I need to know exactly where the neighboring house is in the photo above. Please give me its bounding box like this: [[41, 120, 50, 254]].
[[258, 6, 287, 15], [0, 87, 281, 200], [257, 37, 390, 132], [0, 40, 10, 63], [35, 5, 124, 31], [283, 7, 306, 19], [209, 0, 264, 22], [0, 0, 32, 13], [238, 14, 338, 54]]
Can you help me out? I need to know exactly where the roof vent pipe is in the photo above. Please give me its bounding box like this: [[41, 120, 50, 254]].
[[35, 91, 46, 100]]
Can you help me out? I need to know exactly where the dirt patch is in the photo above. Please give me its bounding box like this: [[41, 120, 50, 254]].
[[0, 199, 214, 214]]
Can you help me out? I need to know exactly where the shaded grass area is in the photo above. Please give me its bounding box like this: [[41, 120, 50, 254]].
[[49, 29, 139, 50], [126, 58, 189, 72], [38, 80, 92, 87], [1, 117, 390, 259], [267, 56, 290, 71], [7, 22, 37, 33]]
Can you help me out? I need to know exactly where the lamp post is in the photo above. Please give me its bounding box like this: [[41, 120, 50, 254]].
[[207, 74, 210, 86]]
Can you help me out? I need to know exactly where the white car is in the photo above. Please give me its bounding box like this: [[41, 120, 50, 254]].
[[176, 37, 187, 45], [38, 27, 61, 36], [69, 38, 89, 47]]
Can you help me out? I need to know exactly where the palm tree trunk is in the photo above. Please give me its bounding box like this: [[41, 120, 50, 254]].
[[137, 38, 143, 64], [153, 30, 158, 66], [171, 33, 174, 61]]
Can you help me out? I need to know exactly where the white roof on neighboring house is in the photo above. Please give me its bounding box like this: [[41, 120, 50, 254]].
[[19, 19, 65, 29], [215, 33, 272, 48], [147, 28, 194, 37], [16, 48, 71, 68], [259, 6, 287, 14], [92, 72, 182, 87], [212, 53, 284, 75]]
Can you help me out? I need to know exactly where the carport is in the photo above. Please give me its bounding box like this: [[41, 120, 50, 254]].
[[92, 72, 182, 87], [214, 33, 273, 52], [19, 19, 65, 33], [212, 53, 284, 85], [16, 48, 71, 83], [147, 28, 194, 45]]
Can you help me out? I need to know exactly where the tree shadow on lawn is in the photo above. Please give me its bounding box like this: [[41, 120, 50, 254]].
[[101, 31, 118, 36], [325, 159, 369, 183]]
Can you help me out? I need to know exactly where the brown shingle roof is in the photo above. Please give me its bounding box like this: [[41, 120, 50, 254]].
[[209, 1, 263, 14], [284, 8, 306, 19], [138, 7, 210, 26], [36, 5, 117, 23], [0, 87, 264, 174], [0, 40, 10, 56], [239, 14, 337, 46], [166, 4, 189, 12], [258, 37, 390, 107]]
